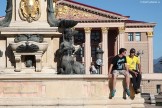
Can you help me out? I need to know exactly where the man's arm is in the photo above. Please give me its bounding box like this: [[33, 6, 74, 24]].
[[138, 63, 142, 74], [108, 64, 113, 78], [137, 57, 142, 74], [128, 68, 138, 77], [125, 63, 129, 72], [125, 56, 128, 72]]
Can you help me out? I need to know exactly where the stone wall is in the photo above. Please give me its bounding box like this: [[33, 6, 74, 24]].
[[0, 35, 6, 69], [42, 35, 60, 69], [142, 80, 162, 94], [0, 74, 144, 108]]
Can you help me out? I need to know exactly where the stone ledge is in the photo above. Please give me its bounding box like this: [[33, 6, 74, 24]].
[[142, 74, 162, 80], [0, 98, 144, 106], [0, 27, 61, 35], [0, 74, 108, 80], [0, 72, 131, 80]]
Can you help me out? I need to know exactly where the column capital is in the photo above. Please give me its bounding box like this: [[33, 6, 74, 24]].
[[54, 0, 58, 3], [118, 27, 125, 33], [84, 27, 92, 33], [71, 27, 75, 30], [147, 32, 153, 37], [101, 27, 109, 33]]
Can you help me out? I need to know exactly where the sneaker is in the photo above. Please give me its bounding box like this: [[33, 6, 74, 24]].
[[125, 88, 130, 97], [111, 89, 116, 97], [136, 89, 141, 93]]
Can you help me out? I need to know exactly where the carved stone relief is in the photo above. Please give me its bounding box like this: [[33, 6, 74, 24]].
[[56, 4, 109, 20], [19, 0, 41, 23]]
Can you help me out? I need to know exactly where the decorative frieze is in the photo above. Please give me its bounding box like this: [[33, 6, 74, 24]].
[[56, 4, 110, 20]]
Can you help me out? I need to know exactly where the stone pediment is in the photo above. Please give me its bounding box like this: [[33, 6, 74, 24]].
[[56, 0, 128, 21]]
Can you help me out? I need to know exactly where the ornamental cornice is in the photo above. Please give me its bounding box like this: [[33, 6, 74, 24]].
[[77, 19, 125, 23], [126, 23, 156, 28]]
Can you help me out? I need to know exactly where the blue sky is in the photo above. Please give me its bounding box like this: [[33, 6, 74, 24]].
[[0, 0, 161, 59]]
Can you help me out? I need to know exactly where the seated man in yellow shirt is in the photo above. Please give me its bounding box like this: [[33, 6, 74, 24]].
[[126, 48, 142, 94]]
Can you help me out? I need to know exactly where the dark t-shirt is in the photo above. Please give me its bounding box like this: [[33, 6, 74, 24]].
[[111, 55, 127, 70]]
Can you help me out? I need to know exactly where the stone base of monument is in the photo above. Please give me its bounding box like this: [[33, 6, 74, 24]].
[[9, 41, 49, 72], [0, 74, 144, 108]]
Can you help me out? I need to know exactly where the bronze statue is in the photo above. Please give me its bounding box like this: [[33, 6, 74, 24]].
[[0, 0, 12, 27], [47, 0, 59, 27], [58, 26, 85, 74]]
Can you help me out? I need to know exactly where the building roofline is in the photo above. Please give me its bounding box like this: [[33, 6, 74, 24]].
[[75, 19, 125, 22], [125, 20, 156, 27], [126, 20, 147, 23]]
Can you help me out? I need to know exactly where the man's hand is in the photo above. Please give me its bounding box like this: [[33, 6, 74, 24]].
[[134, 71, 138, 77], [131, 71, 138, 77]]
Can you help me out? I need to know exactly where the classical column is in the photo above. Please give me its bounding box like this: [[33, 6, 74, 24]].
[[101, 27, 109, 75], [84, 27, 92, 74], [118, 27, 125, 52], [15, 54, 21, 72], [35, 54, 42, 72], [147, 32, 154, 73]]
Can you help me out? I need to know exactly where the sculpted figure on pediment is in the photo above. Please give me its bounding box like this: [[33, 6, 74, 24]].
[[56, 5, 108, 20]]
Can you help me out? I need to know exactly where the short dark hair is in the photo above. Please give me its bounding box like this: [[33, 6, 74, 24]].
[[130, 48, 136, 53], [119, 48, 127, 54]]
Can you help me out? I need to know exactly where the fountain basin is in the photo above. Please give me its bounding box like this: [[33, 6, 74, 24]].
[[9, 41, 48, 52]]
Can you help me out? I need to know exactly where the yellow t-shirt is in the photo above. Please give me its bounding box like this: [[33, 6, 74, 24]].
[[126, 56, 140, 70]]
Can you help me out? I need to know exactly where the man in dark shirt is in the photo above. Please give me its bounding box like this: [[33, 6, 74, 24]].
[[108, 48, 130, 97]]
